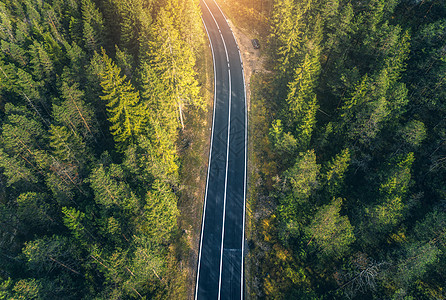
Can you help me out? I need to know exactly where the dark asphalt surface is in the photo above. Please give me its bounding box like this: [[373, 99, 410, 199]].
[[195, 0, 246, 299]]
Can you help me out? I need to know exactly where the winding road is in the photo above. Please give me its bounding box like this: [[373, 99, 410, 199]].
[[195, 0, 247, 299]]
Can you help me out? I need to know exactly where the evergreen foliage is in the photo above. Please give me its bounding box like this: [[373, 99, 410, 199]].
[[99, 50, 146, 150], [0, 0, 205, 297], [251, 0, 446, 298]]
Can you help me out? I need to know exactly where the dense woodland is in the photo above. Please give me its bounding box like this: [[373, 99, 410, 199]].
[[247, 0, 446, 298], [1, 0, 445, 298], [0, 0, 205, 298]]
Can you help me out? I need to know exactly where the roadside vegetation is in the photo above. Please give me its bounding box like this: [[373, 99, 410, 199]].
[[0, 0, 208, 298], [223, 0, 446, 298]]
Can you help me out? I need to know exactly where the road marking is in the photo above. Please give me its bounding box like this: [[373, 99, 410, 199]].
[[218, 64, 231, 300], [198, 0, 247, 299], [196, 1, 233, 299], [209, 1, 248, 299], [195, 12, 218, 300], [211, 10, 231, 300], [201, 1, 232, 299], [212, 0, 229, 21]]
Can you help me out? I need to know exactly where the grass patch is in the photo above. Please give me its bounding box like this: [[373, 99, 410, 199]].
[[245, 72, 278, 299]]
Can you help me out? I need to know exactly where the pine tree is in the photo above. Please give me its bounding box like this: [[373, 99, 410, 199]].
[[389, 242, 440, 292], [177, 0, 204, 55], [375, 153, 414, 225], [81, 0, 104, 52], [1, 104, 45, 163], [15, 67, 43, 102], [22, 235, 81, 276], [89, 164, 140, 211], [15, 19, 31, 44], [285, 45, 321, 150], [97, 248, 130, 298], [323, 148, 350, 197], [53, 81, 95, 140], [322, 2, 353, 68], [1, 40, 28, 66], [0, 148, 37, 186], [396, 120, 427, 151], [138, 62, 177, 138], [362, 153, 415, 244], [2, 66, 46, 121], [49, 124, 87, 165], [62, 206, 94, 247], [99, 50, 147, 150], [110, 0, 143, 56], [279, 150, 320, 221], [149, 5, 204, 128], [270, 0, 306, 78], [140, 179, 179, 245], [413, 209, 446, 247], [338, 68, 408, 145], [124, 127, 179, 185], [16, 192, 54, 231], [11, 279, 41, 300], [269, 119, 298, 158], [339, 74, 370, 122], [125, 236, 166, 294], [29, 41, 54, 81], [0, 106, 83, 198], [0, 3, 16, 42], [114, 45, 134, 79], [306, 198, 355, 258], [64, 42, 88, 82]]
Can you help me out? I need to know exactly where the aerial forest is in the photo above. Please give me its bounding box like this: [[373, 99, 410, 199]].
[[0, 0, 205, 298], [1, 0, 445, 299], [248, 0, 446, 299]]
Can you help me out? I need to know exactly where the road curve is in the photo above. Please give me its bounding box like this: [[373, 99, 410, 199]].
[[195, 0, 247, 299]]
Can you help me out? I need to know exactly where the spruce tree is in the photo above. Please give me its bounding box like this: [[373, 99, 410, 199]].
[[99, 50, 147, 150], [149, 5, 204, 128], [285, 46, 321, 150], [306, 198, 355, 259]]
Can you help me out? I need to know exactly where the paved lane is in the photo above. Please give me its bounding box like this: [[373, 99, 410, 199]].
[[195, 0, 247, 299]]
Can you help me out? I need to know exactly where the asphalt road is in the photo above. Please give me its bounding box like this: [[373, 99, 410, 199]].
[[195, 0, 247, 299]]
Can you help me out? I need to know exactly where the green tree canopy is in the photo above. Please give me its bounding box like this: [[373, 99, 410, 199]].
[[99, 50, 147, 150], [306, 198, 355, 259]]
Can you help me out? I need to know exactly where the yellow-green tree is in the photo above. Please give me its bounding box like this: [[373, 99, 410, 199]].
[[141, 179, 179, 245], [279, 150, 320, 222], [149, 3, 204, 128], [323, 148, 350, 197], [285, 45, 321, 150], [369, 153, 414, 230], [99, 50, 147, 150], [306, 198, 355, 259], [270, 0, 306, 78]]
